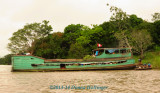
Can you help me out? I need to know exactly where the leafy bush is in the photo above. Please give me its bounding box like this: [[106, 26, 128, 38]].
[[83, 55, 95, 61]]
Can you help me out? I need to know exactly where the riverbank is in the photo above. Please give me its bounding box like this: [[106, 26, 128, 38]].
[[134, 51, 160, 69]]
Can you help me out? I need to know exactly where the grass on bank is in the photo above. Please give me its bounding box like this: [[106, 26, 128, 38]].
[[133, 51, 160, 69]]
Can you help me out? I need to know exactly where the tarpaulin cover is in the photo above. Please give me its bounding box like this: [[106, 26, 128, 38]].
[[108, 49, 116, 53]]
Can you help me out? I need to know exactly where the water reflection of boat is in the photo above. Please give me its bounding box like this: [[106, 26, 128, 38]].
[[12, 48, 136, 72]]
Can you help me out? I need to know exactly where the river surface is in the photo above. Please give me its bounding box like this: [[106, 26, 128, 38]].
[[0, 65, 160, 93]]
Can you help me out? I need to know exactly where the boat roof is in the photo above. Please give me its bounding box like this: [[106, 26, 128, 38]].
[[93, 47, 132, 51]]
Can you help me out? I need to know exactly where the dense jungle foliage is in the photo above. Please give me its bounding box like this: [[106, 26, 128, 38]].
[[1, 5, 160, 68]]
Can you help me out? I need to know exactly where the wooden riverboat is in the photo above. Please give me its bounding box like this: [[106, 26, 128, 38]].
[[12, 48, 136, 72]]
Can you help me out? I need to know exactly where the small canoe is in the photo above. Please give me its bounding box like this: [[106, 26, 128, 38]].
[[135, 67, 152, 70]]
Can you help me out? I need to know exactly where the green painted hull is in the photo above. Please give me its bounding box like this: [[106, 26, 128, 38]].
[[13, 64, 136, 72], [12, 55, 136, 72]]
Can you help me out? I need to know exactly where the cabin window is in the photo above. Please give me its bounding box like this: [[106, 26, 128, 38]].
[[114, 50, 119, 54], [105, 50, 110, 54], [99, 50, 104, 55], [127, 49, 130, 53], [94, 50, 104, 56], [105, 49, 117, 54], [120, 49, 126, 53], [95, 51, 99, 56]]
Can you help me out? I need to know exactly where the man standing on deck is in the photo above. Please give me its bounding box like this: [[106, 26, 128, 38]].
[[138, 59, 142, 65]]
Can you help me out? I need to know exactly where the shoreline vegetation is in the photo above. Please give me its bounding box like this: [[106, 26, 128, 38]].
[[0, 4, 160, 69], [142, 51, 160, 69], [134, 51, 160, 69], [0, 51, 160, 69]]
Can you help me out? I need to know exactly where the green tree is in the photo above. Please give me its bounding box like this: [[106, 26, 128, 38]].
[[129, 14, 143, 28], [33, 32, 65, 59], [114, 30, 131, 48], [152, 13, 160, 22], [76, 25, 106, 50], [8, 20, 53, 54], [63, 24, 84, 45], [109, 5, 130, 31], [63, 24, 84, 55], [68, 43, 88, 58], [152, 20, 160, 45], [108, 5, 132, 48], [130, 29, 152, 58], [99, 21, 118, 47], [65, 25, 106, 58], [0, 54, 13, 65]]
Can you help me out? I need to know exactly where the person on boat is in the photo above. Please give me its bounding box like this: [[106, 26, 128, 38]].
[[148, 63, 151, 68], [21, 52, 25, 55], [143, 63, 147, 68], [26, 52, 31, 55], [95, 51, 99, 56], [138, 58, 142, 65]]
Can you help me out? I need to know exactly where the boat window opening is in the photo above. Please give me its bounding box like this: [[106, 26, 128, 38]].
[[95, 51, 99, 56], [31, 64, 37, 67], [60, 64, 66, 69], [46, 64, 59, 66], [103, 60, 127, 64], [91, 63, 95, 65], [115, 50, 119, 54], [42, 60, 128, 67], [121, 60, 126, 63], [120, 49, 126, 53], [105, 50, 110, 54], [95, 50, 104, 56], [105, 49, 117, 54], [127, 49, 130, 53], [44, 61, 128, 67], [99, 50, 104, 55], [64, 60, 129, 66]]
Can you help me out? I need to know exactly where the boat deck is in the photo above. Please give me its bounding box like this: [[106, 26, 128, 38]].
[[44, 57, 132, 63]]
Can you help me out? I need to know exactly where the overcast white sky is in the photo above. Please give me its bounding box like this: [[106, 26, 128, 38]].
[[0, 0, 160, 57]]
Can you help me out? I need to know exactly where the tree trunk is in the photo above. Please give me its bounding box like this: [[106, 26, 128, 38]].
[[124, 35, 132, 53], [141, 48, 144, 59]]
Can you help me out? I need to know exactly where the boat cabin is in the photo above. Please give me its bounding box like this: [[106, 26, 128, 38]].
[[93, 48, 132, 58]]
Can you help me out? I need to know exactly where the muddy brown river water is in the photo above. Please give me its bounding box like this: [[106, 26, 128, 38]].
[[0, 65, 160, 93]]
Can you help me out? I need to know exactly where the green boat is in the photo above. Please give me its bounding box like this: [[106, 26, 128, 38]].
[[12, 48, 136, 72]]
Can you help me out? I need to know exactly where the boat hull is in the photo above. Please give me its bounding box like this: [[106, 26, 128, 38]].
[[12, 55, 136, 72], [12, 64, 136, 72]]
